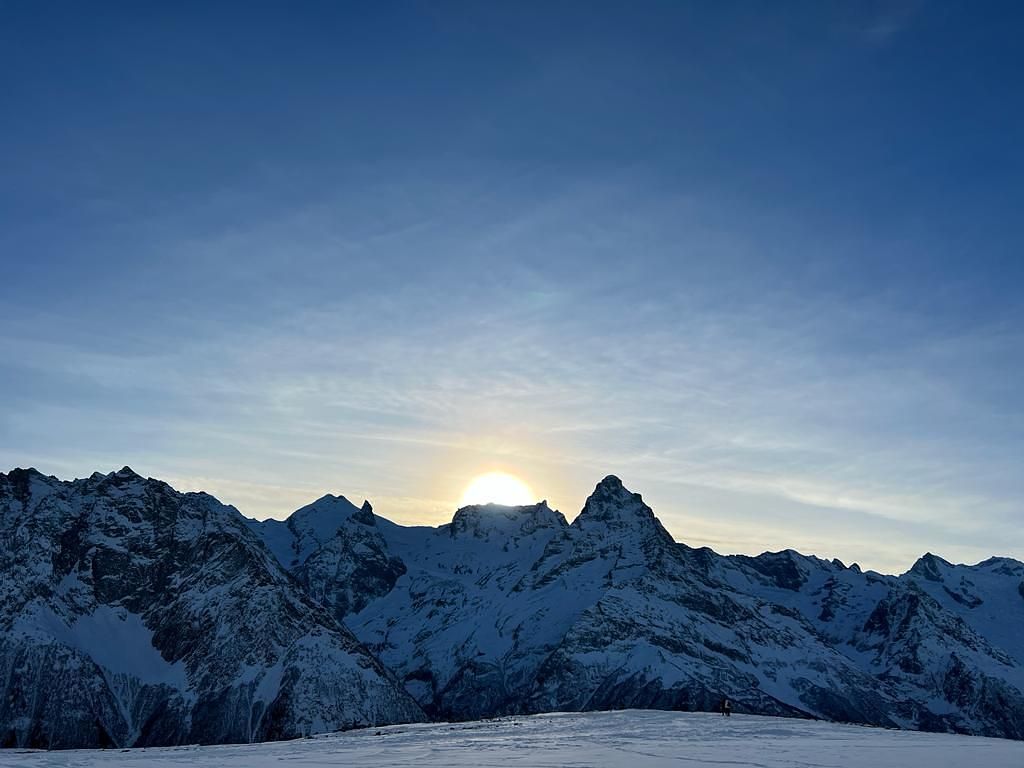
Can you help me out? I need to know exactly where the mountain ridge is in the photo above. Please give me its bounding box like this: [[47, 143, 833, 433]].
[[3, 466, 1024, 748]]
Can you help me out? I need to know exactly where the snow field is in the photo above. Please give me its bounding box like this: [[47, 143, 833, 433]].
[[4, 710, 1023, 768]]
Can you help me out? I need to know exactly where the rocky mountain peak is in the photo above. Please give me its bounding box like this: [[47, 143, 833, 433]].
[[736, 549, 810, 591], [572, 476, 674, 547], [448, 501, 567, 540], [85, 466, 149, 497], [5, 466, 45, 480], [356, 500, 375, 525], [597, 473, 624, 488], [908, 552, 952, 582], [279, 493, 375, 554], [1, 467, 55, 501], [976, 556, 1024, 574], [246, 493, 376, 568], [290, 493, 365, 529]]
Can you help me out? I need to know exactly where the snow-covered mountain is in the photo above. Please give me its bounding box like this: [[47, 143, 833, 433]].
[[0, 468, 423, 749], [258, 475, 1024, 740], [247, 494, 405, 621], [3, 467, 1024, 749]]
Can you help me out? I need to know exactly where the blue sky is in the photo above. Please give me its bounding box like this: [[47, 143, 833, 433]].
[[1, 1, 1022, 572]]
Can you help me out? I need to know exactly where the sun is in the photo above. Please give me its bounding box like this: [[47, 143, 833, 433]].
[[460, 472, 535, 507]]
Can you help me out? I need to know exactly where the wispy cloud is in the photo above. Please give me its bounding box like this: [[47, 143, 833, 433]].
[[3, 1, 1022, 574], [3, 181, 1020, 574]]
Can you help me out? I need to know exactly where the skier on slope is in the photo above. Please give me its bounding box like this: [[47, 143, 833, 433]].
[[720, 697, 732, 716]]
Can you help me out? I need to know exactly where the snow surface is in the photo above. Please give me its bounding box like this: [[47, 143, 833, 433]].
[[4, 710, 1022, 768], [12, 604, 188, 689]]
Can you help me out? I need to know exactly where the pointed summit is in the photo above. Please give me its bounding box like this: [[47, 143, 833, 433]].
[[573, 475, 674, 547], [353, 499, 376, 526], [588, 474, 647, 505], [908, 552, 951, 582], [102, 465, 143, 487], [290, 493, 362, 531], [3, 467, 46, 484]]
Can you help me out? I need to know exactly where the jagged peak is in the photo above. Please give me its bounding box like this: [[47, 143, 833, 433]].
[[0, 467, 60, 501], [3, 466, 62, 484], [572, 475, 674, 546], [587, 475, 640, 505], [781, 548, 843, 572], [284, 492, 370, 542], [738, 549, 810, 591], [7, 466, 44, 477], [93, 465, 145, 487], [354, 499, 375, 526], [905, 553, 1023, 577], [448, 501, 567, 540], [907, 552, 952, 581], [579, 474, 636, 509]]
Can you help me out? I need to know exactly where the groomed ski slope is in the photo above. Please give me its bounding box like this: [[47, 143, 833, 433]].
[[4, 710, 1023, 768]]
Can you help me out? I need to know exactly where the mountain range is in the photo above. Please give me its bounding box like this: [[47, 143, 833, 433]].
[[2, 466, 1023, 749]]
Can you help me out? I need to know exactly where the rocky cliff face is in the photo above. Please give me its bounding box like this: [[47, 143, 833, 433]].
[[4, 467, 1024, 748], [0, 468, 423, 749]]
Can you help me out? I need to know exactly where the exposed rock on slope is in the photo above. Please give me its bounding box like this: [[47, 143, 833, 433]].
[[246, 495, 405, 621], [0, 468, 423, 749]]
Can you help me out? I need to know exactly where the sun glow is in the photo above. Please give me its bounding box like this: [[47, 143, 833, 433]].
[[460, 472, 535, 507]]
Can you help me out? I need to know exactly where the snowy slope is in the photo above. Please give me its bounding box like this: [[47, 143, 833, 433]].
[[3, 710, 1023, 768]]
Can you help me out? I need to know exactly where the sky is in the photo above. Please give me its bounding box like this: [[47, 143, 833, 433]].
[[1, 1, 1022, 574]]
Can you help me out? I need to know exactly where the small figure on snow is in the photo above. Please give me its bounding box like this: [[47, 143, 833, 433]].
[[720, 697, 732, 717]]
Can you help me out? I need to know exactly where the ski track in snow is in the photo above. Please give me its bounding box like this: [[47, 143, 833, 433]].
[[4, 711, 1023, 768]]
